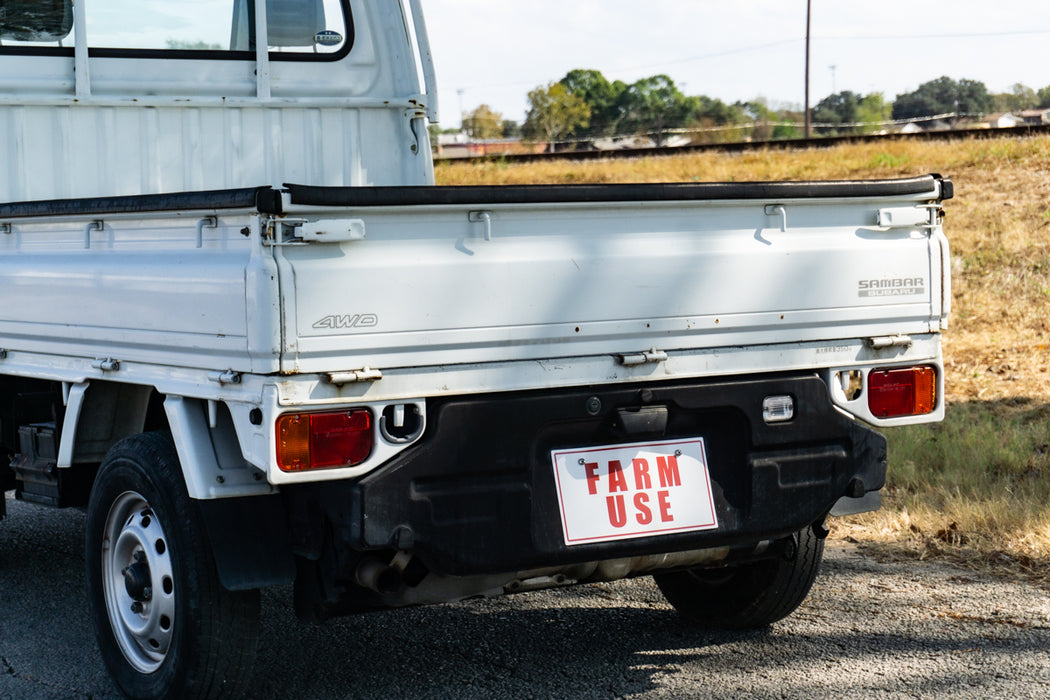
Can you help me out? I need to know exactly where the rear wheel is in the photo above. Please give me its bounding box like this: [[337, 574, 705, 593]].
[[85, 432, 260, 699], [653, 524, 825, 629]]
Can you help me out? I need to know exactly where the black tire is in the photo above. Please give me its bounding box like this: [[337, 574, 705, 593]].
[[85, 432, 260, 700], [653, 524, 825, 630]]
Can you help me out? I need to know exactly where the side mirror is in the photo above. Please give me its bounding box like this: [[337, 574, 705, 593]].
[[230, 0, 326, 50], [0, 0, 74, 42]]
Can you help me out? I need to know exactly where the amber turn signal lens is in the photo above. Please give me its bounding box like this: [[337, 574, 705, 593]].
[[867, 366, 937, 418], [276, 409, 373, 472]]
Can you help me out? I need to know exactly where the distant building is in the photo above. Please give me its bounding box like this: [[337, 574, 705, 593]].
[[984, 113, 1022, 129], [435, 133, 545, 159], [1018, 108, 1050, 126], [592, 136, 657, 151]]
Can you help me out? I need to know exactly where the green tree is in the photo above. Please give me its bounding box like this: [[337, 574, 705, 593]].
[[771, 123, 803, 139], [523, 82, 591, 149], [618, 75, 694, 146], [737, 99, 773, 139], [559, 69, 627, 137], [992, 83, 1038, 112], [689, 95, 746, 126], [731, 100, 802, 142], [812, 90, 861, 134], [892, 76, 993, 121], [501, 119, 522, 139], [856, 92, 892, 133], [462, 104, 504, 140], [1037, 85, 1050, 109]]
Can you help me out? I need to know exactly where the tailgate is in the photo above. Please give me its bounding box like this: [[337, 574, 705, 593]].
[[275, 177, 950, 374]]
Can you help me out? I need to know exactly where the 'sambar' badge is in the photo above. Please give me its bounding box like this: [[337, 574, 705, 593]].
[[858, 278, 926, 297]]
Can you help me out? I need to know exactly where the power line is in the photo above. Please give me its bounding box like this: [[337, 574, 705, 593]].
[[450, 39, 802, 93], [618, 27, 1050, 74], [823, 28, 1050, 40], [452, 26, 1050, 94], [616, 38, 801, 74]]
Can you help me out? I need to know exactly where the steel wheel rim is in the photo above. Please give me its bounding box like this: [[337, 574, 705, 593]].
[[100, 490, 176, 674]]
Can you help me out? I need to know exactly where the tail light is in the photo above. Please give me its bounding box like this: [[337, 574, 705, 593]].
[[276, 409, 373, 472], [867, 366, 937, 418]]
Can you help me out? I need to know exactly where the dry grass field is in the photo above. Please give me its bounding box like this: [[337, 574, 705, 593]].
[[436, 136, 1050, 586]]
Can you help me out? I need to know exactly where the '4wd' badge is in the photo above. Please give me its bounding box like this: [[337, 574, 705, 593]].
[[312, 314, 378, 330]]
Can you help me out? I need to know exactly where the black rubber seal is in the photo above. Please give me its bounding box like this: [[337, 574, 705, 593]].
[[284, 175, 951, 208], [0, 186, 277, 219]]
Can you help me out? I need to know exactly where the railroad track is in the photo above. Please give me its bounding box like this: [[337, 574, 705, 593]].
[[437, 123, 1050, 165]]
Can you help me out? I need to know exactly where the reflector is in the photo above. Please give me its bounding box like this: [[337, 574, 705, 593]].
[[867, 367, 936, 418], [277, 409, 373, 472]]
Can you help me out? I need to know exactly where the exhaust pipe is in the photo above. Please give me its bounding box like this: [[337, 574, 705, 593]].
[[354, 558, 404, 594]]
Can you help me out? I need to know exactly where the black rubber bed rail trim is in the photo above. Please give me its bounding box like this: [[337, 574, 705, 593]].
[[0, 186, 280, 219], [284, 175, 951, 208]]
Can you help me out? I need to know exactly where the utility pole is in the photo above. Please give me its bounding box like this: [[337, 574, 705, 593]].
[[804, 0, 811, 138]]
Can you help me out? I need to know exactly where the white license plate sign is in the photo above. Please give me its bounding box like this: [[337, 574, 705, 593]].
[[551, 438, 719, 546]]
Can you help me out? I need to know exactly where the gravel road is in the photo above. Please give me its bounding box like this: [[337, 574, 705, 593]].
[[2, 492, 1048, 699]]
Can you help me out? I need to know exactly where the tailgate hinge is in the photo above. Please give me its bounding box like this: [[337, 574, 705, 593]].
[[867, 334, 913, 350], [208, 370, 242, 385], [91, 358, 121, 372], [325, 367, 384, 386], [618, 348, 669, 367]]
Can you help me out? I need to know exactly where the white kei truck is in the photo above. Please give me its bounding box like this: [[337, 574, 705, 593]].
[[0, 1, 952, 698]]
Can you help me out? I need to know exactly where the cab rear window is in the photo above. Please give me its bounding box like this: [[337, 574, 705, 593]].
[[0, 0, 353, 60]]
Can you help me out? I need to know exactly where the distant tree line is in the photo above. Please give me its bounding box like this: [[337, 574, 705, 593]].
[[442, 73, 1050, 149]]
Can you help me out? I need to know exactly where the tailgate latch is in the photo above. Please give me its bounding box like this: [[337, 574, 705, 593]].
[[298, 219, 367, 243], [618, 348, 668, 367]]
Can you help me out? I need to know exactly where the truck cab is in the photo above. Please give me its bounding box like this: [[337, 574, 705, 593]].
[[0, 0, 434, 202]]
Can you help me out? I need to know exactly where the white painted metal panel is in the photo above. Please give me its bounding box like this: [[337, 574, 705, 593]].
[[278, 195, 947, 374], [0, 104, 420, 201], [0, 213, 276, 372]]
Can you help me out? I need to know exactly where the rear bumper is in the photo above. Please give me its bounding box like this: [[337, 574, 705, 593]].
[[287, 373, 886, 577]]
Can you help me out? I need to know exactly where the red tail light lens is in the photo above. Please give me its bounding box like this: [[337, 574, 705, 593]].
[[276, 409, 373, 472], [867, 367, 937, 418]]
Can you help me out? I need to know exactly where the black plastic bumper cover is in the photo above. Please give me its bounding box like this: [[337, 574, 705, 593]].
[[290, 374, 886, 578]]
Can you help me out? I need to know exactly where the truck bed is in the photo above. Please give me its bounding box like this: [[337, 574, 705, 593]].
[[0, 176, 950, 392]]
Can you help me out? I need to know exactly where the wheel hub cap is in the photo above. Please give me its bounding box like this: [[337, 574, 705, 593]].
[[122, 559, 152, 602], [101, 492, 176, 673]]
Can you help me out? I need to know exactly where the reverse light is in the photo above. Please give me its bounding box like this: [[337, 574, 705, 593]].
[[276, 409, 373, 472], [762, 395, 795, 423], [867, 366, 937, 418]]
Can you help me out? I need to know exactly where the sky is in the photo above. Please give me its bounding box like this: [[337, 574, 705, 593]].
[[422, 0, 1050, 128]]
